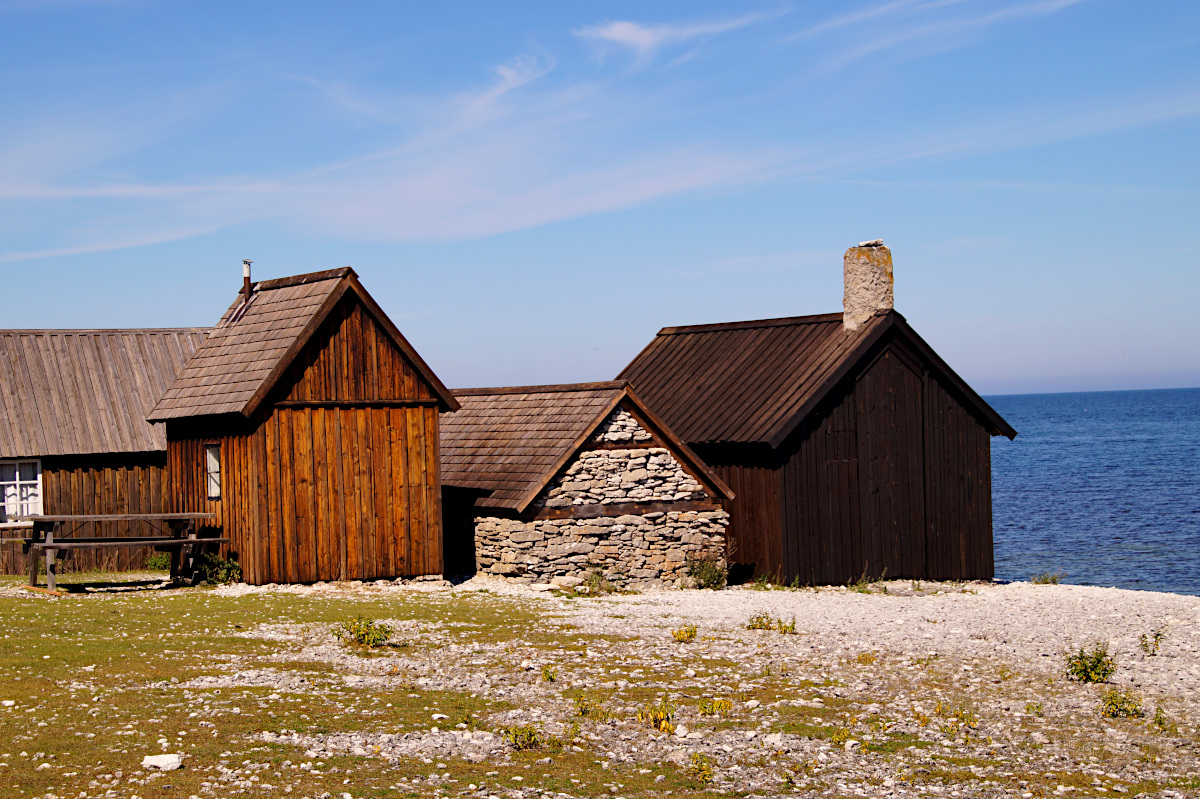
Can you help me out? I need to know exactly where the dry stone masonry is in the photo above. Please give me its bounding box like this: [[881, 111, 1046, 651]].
[[474, 408, 728, 587]]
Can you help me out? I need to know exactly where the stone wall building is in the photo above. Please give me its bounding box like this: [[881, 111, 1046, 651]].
[[440, 382, 733, 588]]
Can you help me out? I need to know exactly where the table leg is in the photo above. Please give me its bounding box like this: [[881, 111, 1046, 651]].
[[45, 523, 56, 593], [28, 536, 38, 587]]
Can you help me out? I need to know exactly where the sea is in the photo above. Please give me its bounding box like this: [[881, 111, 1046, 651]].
[[988, 387, 1200, 597]]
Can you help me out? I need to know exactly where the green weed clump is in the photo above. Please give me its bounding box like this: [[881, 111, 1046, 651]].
[[686, 752, 714, 784], [746, 613, 774, 630], [334, 617, 393, 648], [776, 616, 797, 634], [502, 724, 543, 750], [672, 624, 698, 643], [1139, 628, 1165, 656], [636, 698, 676, 734], [541, 664, 558, 682], [583, 569, 615, 595], [144, 552, 171, 571], [1099, 689, 1144, 719], [1031, 571, 1062, 584], [686, 554, 727, 590], [998, 664, 1015, 681], [856, 651, 878, 666], [574, 695, 610, 721], [196, 553, 242, 585], [698, 698, 733, 716], [829, 728, 850, 746], [1065, 643, 1116, 683], [1151, 706, 1178, 735], [1025, 701, 1044, 717]]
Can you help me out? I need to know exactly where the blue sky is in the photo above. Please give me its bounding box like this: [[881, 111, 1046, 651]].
[[2, 1, 1198, 395]]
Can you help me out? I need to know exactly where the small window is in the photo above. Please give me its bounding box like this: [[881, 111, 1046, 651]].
[[205, 444, 221, 500], [0, 459, 42, 520]]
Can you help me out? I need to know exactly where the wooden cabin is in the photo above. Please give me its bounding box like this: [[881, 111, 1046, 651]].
[[439, 382, 733, 585], [147, 268, 459, 585], [618, 242, 1017, 585], [0, 329, 207, 573]]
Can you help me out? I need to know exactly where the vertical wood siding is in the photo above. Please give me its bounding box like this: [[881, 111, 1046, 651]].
[[731, 338, 994, 585], [0, 454, 169, 574], [165, 295, 444, 585]]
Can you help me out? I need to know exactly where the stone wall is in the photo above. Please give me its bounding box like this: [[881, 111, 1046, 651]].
[[472, 407, 728, 587]]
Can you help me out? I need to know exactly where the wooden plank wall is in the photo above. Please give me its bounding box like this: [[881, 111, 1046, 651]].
[[692, 448, 782, 581], [0, 453, 169, 574], [773, 340, 994, 585], [166, 294, 445, 585]]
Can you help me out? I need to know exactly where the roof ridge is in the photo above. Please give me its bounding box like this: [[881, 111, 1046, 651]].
[[657, 312, 844, 336], [0, 328, 212, 335], [453, 381, 626, 397], [253, 267, 356, 291]]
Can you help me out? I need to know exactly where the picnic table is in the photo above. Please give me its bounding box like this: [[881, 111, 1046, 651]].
[[16, 513, 224, 592]]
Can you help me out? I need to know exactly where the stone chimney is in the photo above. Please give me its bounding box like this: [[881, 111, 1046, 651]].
[[843, 240, 893, 331]]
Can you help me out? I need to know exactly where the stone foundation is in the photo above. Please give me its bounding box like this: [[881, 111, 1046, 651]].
[[474, 509, 728, 587], [472, 406, 729, 587]]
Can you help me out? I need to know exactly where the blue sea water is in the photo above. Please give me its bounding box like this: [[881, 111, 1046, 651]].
[[988, 388, 1200, 596]]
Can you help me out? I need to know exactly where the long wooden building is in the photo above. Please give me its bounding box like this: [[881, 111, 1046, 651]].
[[618, 242, 1017, 584], [147, 268, 459, 585], [0, 328, 207, 573]]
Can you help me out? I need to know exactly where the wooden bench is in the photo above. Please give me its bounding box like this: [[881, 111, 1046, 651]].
[[18, 514, 224, 592]]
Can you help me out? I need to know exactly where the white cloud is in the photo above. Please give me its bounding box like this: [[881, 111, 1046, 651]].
[[574, 13, 766, 61]]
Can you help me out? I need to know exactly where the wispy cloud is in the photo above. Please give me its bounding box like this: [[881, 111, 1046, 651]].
[[789, 0, 1090, 67], [574, 13, 767, 63]]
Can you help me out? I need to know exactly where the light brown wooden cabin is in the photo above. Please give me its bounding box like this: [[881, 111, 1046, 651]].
[[148, 268, 458, 585]]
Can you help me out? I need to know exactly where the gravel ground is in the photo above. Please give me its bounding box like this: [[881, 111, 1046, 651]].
[[199, 576, 1200, 798]]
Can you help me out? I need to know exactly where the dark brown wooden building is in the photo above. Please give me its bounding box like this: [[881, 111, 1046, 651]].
[[147, 268, 459, 585], [618, 243, 1016, 584], [0, 328, 207, 573]]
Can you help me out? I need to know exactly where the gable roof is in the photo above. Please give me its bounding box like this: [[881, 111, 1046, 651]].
[[618, 310, 1016, 449], [148, 268, 458, 421], [0, 329, 208, 458], [439, 381, 733, 513]]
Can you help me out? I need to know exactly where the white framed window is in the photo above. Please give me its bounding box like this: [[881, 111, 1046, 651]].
[[0, 459, 42, 520], [205, 444, 221, 500]]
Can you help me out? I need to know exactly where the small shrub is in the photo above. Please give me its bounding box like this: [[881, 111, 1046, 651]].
[[1025, 701, 1044, 717], [998, 665, 1015, 682], [912, 708, 930, 726], [776, 616, 797, 635], [144, 552, 172, 571], [686, 554, 727, 590], [1139, 628, 1165, 656], [196, 553, 242, 585], [910, 579, 923, 591], [855, 651, 878, 666], [1065, 643, 1116, 683], [686, 752, 714, 784], [829, 728, 850, 746], [1031, 571, 1062, 585], [1099, 689, 1144, 719], [746, 613, 774, 631], [849, 569, 872, 593], [1151, 706, 1178, 735], [584, 569, 615, 595], [334, 617, 393, 648], [574, 695, 609, 721], [501, 724, 543, 750], [698, 698, 733, 716], [541, 664, 557, 683], [672, 624, 698, 643], [636, 698, 676, 734]]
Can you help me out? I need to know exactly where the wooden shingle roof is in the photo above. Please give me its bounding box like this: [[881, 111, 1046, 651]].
[[618, 310, 1016, 448], [0, 329, 208, 458], [440, 381, 732, 512], [148, 268, 458, 420]]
